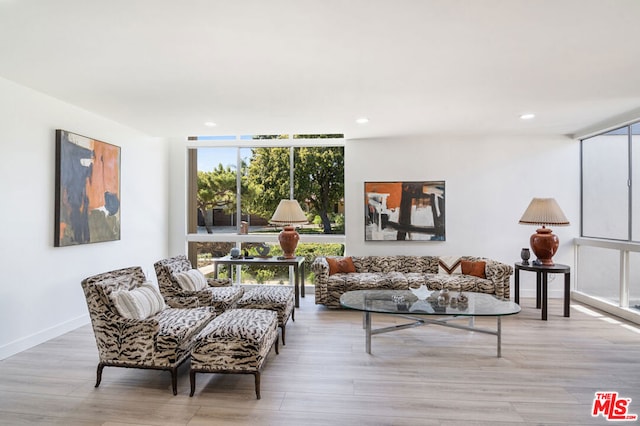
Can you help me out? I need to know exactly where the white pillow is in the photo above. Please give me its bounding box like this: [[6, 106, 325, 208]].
[[438, 256, 462, 275], [110, 281, 166, 320], [174, 269, 208, 291]]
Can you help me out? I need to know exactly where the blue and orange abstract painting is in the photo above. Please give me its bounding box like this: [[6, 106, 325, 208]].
[[55, 130, 121, 246]]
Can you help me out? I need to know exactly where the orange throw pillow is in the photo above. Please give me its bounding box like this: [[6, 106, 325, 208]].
[[461, 260, 486, 278], [326, 257, 356, 275]]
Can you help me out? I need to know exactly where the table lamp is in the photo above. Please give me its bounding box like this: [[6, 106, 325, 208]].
[[518, 197, 569, 266], [269, 199, 308, 259]]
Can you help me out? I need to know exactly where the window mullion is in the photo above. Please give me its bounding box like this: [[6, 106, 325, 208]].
[[289, 146, 294, 199]]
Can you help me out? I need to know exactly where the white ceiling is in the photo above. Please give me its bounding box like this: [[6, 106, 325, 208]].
[[2, 0, 640, 139]]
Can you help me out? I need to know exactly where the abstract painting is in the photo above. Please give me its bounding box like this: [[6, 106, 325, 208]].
[[55, 130, 121, 246], [365, 181, 445, 241]]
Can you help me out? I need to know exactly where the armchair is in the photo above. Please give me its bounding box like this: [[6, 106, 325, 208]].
[[154, 255, 244, 312], [155, 255, 295, 345], [81, 266, 215, 395]]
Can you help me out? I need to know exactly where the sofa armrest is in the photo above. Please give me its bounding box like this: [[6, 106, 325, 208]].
[[311, 257, 330, 304], [483, 259, 513, 300]]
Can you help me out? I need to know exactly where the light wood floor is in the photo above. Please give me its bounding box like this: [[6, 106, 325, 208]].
[[1, 291, 639, 425]]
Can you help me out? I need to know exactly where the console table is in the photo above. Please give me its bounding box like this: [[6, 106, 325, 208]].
[[514, 262, 570, 320], [212, 256, 305, 307]]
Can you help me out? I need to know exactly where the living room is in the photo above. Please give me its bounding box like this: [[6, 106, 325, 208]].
[[1, 1, 639, 424]]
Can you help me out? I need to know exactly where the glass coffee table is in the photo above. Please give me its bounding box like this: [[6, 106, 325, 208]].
[[340, 289, 520, 357]]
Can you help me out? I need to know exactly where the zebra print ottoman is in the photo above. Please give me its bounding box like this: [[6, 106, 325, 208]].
[[235, 286, 295, 345], [189, 308, 279, 399]]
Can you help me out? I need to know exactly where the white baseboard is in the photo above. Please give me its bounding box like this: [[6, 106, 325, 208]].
[[0, 314, 90, 360]]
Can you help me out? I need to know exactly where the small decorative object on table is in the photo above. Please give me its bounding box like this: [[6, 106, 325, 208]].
[[230, 247, 241, 259], [392, 294, 409, 310], [520, 248, 531, 265], [256, 243, 271, 258], [457, 292, 468, 309], [409, 285, 430, 300]]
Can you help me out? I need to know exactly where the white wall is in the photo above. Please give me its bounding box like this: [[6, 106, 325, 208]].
[[345, 134, 580, 298], [168, 137, 188, 257], [0, 77, 169, 359], [167, 134, 580, 298]]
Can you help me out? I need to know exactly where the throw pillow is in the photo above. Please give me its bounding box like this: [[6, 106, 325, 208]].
[[110, 281, 166, 320], [326, 256, 356, 275], [461, 260, 486, 278], [438, 256, 462, 275], [174, 269, 208, 291]]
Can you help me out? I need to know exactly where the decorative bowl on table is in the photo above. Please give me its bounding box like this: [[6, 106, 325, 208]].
[[409, 284, 430, 301], [256, 243, 271, 257]]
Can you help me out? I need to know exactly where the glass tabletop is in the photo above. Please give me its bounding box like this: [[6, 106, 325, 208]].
[[340, 289, 520, 317]]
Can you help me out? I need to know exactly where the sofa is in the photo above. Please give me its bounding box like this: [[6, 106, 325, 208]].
[[311, 255, 513, 308]]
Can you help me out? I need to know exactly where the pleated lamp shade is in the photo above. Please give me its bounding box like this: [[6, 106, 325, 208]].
[[519, 198, 569, 266], [270, 200, 308, 259]]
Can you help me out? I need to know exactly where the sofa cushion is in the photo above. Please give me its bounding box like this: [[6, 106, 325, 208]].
[[461, 260, 486, 278], [425, 273, 494, 293], [110, 281, 166, 319], [406, 272, 429, 288], [174, 269, 208, 291], [345, 272, 406, 291], [352, 256, 402, 273], [438, 256, 462, 275], [327, 257, 356, 275]]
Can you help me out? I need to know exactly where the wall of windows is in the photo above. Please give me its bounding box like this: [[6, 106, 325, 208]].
[[185, 135, 345, 285], [576, 123, 640, 323]]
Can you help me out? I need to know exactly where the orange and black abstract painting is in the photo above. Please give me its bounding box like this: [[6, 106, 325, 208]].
[[54, 130, 120, 246], [365, 181, 445, 241]]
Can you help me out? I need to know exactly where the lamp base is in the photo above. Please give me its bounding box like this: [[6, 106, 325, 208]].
[[530, 226, 559, 266], [278, 226, 300, 259]]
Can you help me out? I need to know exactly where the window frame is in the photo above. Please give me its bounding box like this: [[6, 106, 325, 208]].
[[580, 124, 636, 242], [185, 136, 346, 264]]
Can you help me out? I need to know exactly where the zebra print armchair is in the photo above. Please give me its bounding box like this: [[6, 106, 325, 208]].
[[154, 254, 244, 312], [81, 266, 215, 395]]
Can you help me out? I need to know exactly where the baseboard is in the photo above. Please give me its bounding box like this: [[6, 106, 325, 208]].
[[0, 313, 90, 360]]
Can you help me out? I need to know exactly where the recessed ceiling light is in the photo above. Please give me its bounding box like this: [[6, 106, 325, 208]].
[[520, 113, 535, 120], [356, 117, 369, 124], [204, 121, 217, 127]]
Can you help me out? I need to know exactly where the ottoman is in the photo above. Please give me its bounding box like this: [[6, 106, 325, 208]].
[[189, 308, 279, 399], [236, 286, 295, 345]]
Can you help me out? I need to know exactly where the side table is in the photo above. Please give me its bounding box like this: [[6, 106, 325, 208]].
[[514, 262, 570, 320]]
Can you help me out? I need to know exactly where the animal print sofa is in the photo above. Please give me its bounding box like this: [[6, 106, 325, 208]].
[[311, 255, 513, 308]]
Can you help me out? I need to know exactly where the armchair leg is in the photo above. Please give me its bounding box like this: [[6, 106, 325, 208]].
[[254, 372, 261, 399], [95, 363, 105, 388], [189, 370, 196, 397], [170, 367, 178, 396], [280, 326, 286, 346]]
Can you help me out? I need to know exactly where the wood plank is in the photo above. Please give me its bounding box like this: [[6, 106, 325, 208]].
[[0, 296, 639, 425]]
